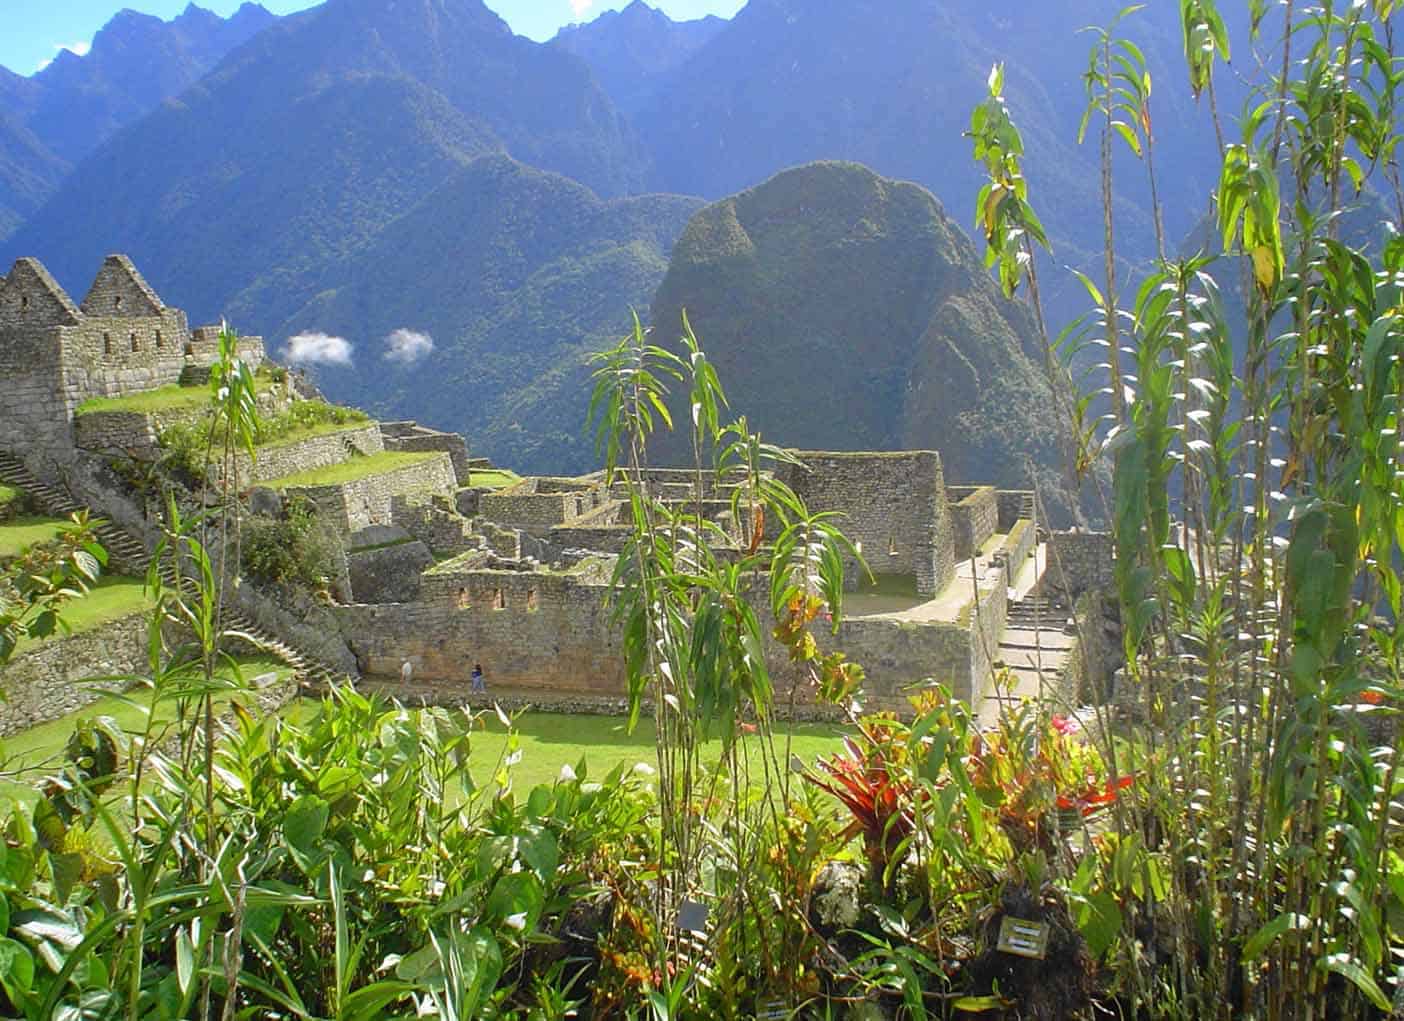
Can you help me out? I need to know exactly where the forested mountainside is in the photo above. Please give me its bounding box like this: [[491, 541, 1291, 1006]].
[[0, 0, 1274, 477], [269, 154, 703, 474], [0, 0, 648, 327], [0, 3, 276, 240], [651, 161, 1071, 509]]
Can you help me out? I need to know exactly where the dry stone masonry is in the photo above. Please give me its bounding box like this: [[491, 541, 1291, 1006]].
[[1, 252, 1120, 730]]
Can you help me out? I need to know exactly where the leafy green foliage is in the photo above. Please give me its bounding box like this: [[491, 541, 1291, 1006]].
[[240, 497, 342, 593]]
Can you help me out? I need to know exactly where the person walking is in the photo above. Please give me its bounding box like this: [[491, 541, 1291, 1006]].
[[400, 659, 413, 688], [471, 663, 486, 693]]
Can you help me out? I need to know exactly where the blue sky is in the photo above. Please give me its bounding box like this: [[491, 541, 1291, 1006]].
[[1, 0, 744, 75]]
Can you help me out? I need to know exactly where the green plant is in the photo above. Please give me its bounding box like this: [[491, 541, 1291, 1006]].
[[240, 497, 342, 593]]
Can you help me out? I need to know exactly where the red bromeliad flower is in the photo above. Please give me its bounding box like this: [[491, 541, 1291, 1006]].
[[1057, 775, 1135, 817], [1050, 714, 1078, 736], [806, 736, 917, 869]]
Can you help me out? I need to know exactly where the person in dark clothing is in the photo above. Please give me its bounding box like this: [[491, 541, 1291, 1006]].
[[471, 663, 485, 693]]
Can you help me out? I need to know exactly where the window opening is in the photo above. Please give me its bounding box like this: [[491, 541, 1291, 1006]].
[[130, 332, 140, 353], [103, 332, 113, 355], [494, 588, 506, 610]]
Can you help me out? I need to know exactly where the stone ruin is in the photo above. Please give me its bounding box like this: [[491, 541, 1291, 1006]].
[[1, 254, 1120, 727]]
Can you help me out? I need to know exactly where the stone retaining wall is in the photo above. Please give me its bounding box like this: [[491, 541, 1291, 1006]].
[[284, 453, 457, 535], [380, 422, 471, 486], [237, 424, 383, 485], [0, 614, 147, 736]]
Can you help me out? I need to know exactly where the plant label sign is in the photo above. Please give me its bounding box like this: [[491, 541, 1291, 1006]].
[[677, 900, 709, 933], [997, 916, 1050, 959]]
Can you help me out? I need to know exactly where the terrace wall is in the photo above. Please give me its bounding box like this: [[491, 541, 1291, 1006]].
[[0, 614, 147, 736], [282, 453, 457, 535]]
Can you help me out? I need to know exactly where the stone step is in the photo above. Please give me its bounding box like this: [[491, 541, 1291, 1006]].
[[2, 448, 347, 692]]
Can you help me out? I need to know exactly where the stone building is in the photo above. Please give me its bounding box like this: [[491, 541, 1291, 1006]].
[[0, 254, 263, 478]]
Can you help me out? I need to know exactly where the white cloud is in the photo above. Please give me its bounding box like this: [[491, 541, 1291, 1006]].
[[569, 0, 594, 17], [286, 332, 354, 366], [383, 328, 434, 365]]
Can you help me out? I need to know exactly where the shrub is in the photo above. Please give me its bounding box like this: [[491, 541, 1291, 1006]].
[[241, 496, 342, 592]]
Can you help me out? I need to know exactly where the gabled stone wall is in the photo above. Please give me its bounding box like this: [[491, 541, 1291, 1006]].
[[780, 450, 955, 597]]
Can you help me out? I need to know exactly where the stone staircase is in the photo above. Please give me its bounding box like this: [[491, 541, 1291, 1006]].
[[978, 593, 1075, 727], [1017, 491, 1036, 523], [0, 451, 341, 691]]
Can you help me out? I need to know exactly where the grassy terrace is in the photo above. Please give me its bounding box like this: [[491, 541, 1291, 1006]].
[[0, 516, 73, 559], [76, 377, 273, 417], [0, 655, 297, 805], [267, 450, 442, 488], [467, 469, 521, 489], [10, 577, 150, 657], [0, 702, 845, 806]]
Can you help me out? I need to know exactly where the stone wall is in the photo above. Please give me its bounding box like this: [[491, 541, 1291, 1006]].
[[480, 478, 608, 533], [283, 453, 457, 535], [348, 539, 434, 604], [948, 486, 999, 561], [237, 424, 383, 485], [380, 422, 471, 486], [780, 451, 955, 597], [1045, 531, 1116, 599], [0, 614, 147, 736], [391, 493, 479, 557], [997, 491, 1035, 532]]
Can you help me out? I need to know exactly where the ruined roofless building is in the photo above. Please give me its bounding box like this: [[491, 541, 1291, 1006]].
[[0, 255, 263, 473]]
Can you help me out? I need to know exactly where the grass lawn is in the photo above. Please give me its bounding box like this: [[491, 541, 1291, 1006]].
[[0, 656, 296, 806], [76, 374, 276, 417], [258, 419, 367, 450], [269, 451, 442, 488], [0, 516, 73, 559], [279, 707, 846, 793], [1, 698, 848, 812], [468, 470, 522, 490], [9, 577, 150, 657]]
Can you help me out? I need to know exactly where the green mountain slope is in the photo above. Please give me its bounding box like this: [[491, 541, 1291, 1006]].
[[650, 161, 1072, 508], [0, 4, 278, 242], [1, 0, 648, 325], [274, 154, 703, 473]]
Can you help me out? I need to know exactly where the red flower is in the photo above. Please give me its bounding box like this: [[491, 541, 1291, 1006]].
[[1361, 690, 1386, 706], [1050, 714, 1078, 735], [1057, 775, 1134, 817]]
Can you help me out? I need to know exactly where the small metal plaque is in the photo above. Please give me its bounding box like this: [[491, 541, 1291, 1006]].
[[677, 900, 710, 934], [997, 916, 1050, 959]]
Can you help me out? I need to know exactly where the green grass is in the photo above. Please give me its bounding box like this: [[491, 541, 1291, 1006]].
[[465, 713, 847, 791], [10, 577, 150, 657], [76, 372, 276, 417], [1, 700, 845, 809], [269, 451, 442, 489], [0, 516, 72, 559], [258, 419, 366, 450], [0, 656, 297, 806], [468, 470, 522, 490]]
